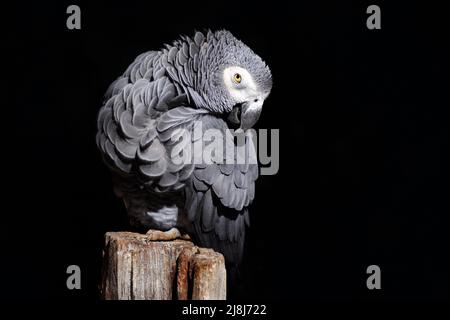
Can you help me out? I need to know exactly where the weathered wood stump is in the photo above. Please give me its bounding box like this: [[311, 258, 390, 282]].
[[101, 232, 226, 300]]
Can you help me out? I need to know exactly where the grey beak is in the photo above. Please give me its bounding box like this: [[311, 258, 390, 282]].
[[227, 100, 263, 130], [240, 101, 262, 130]]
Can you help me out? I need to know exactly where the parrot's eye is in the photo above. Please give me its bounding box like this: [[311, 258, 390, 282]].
[[233, 73, 242, 84]]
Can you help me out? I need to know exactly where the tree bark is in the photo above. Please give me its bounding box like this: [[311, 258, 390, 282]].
[[101, 231, 226, 300]]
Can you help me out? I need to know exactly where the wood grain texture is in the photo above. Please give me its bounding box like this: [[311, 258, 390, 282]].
[[101, 231, 226, 300], [191, 248, 227, 300]]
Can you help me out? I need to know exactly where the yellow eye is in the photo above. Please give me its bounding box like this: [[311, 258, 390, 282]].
[[233, 73, 242, 83]]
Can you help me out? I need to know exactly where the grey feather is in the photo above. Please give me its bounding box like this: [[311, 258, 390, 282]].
[[159, 171, 178, 187], [179, 163, 194, 181], [194, 32, 205, 47], [139, 124, 157, 149], [193, 165, 220, 186], [193, 176, 209, 192], [119, 110, 142, 139], [115, 137, 137, 161], [201, 189, 216, 232], [137, 139, 163, 162], [139, 157, 167, 177]]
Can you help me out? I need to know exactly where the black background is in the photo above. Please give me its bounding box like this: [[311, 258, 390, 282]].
[[8, 0, 449, 304]]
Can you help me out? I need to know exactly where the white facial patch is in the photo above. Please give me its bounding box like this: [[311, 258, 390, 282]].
[[223, 66, 259, 103]]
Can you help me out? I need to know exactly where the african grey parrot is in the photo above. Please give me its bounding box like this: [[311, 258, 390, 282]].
[[96, 30, 272, 275]]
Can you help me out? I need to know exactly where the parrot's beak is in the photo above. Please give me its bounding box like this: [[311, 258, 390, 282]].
[[227, 99, 263, 130]]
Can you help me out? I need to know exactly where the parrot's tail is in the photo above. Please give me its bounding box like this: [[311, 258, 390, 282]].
[[191, 208, 249, 297]]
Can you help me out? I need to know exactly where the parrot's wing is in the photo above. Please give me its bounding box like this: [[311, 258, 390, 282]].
[[96, 51, 206, 193], [181, 114, 259, 267]]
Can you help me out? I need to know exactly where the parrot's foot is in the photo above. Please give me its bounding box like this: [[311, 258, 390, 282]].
[[146, 228, 191, 241]]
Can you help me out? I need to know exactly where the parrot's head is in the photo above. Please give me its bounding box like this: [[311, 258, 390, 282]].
[[197, 30, 272, 130]]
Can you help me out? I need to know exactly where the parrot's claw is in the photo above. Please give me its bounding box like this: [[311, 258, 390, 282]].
[[146, 228, 191, 241]]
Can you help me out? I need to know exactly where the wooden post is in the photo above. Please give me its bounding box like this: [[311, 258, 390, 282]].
[[101, 231, 226, 300], [176, 247, 226, 300]]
